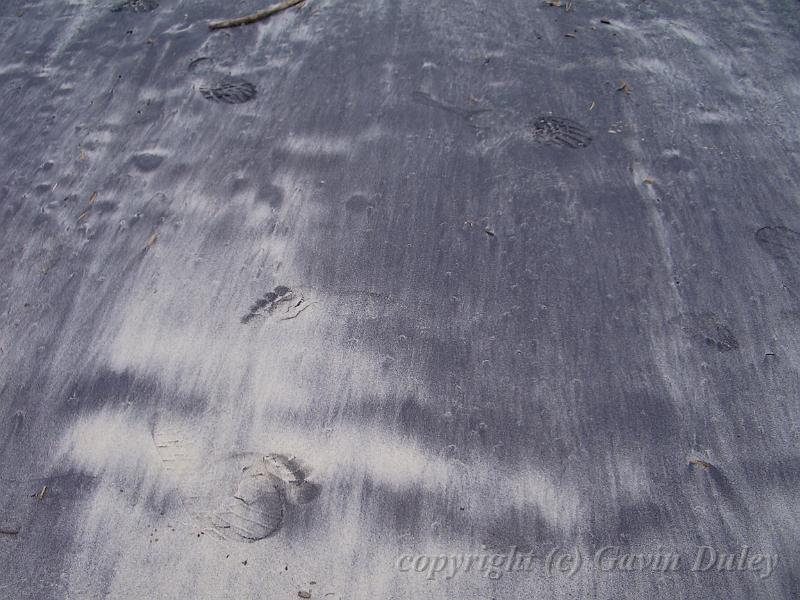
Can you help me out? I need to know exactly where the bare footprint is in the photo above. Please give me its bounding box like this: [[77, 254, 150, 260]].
[[153, 425, 319, 542], [241, 285, 312, 324]]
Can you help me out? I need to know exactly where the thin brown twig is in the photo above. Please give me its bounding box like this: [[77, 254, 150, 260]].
[[209, 0, 306, 30], [0, 529, 19, 536]]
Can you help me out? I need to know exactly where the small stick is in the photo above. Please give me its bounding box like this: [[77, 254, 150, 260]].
[[34, 485, 48, 501], [0, 529, 19, 535], [209, 0, 306, 30]]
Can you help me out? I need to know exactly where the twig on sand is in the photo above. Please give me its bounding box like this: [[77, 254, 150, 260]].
[[0, 529, 19, 536], [33, 485, 47, 501], [209, 0, 306, 30]]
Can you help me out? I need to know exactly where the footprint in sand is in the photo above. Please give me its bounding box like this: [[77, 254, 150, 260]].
[[199, 78, 257, 105], [153, 425, 320, 542], [241, 285, 312, 324]]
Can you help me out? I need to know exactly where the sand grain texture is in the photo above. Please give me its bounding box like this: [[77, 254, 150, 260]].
[[0, 0, 799, 598]]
